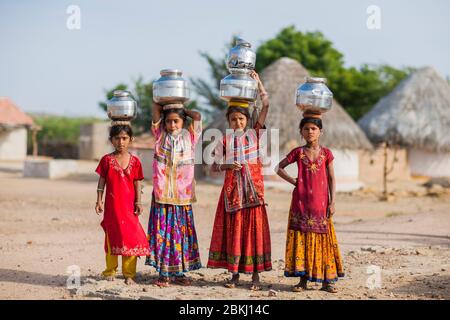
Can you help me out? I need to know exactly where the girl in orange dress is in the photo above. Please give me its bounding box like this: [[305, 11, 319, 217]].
[[276, 116, 344, 293]]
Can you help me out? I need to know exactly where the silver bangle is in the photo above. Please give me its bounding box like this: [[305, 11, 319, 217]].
[[97, 188, 104, 192]]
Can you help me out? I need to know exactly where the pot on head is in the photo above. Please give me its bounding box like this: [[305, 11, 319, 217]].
[[153, 69, 190, 105], [296, 77, 333, 113], [106, 90, 137, 121]]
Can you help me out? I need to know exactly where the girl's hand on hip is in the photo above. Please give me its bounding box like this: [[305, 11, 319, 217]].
[[134, 203, 143, 216], [328, 203, 336, 217], [95, 201, 103, 215]]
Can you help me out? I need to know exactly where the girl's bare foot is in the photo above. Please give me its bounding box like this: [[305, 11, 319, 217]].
[[103, 275, 115, 281], [154, 276, 170, 287], [321, 282, 337, 293], [172, 275, 193, 286], [224, 273, 240, 288], [292, 278, 308, 292], [250, 272, 262, 291], [125, 277, 136, 285]]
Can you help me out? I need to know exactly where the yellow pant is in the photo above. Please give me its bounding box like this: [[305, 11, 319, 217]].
[[102, 235, 137, 279]]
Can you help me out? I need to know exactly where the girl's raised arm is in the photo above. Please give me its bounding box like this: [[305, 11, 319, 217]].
[[250, 71, 269, 127], [276, 158, 296, 186], [152, 102, 163, 124], [184, 108, 201, 121]]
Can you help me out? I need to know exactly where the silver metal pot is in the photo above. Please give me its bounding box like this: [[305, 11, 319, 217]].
[[220, 68, 258, 102], [153, 69, 190, 105], [227, 38, 256, 71], [296, 77, 333, 113], [106, 90, 137, 121]]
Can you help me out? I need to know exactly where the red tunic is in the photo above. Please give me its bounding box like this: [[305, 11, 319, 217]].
[[95, 153, 150, 256], [207, 123, 272, 274], [286, 146, 334, 234]]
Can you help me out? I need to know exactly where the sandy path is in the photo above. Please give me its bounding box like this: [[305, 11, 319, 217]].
[[0, 164, 449, 300]]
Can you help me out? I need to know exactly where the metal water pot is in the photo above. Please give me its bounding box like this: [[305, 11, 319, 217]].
[[153, 69, 190, 105], [296, 77, 333, 113], [220, 68, 258, 102], [106, 90, 137, 121], [227, 38, 256, 71]]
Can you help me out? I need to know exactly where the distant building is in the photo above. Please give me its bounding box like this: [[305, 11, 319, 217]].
[[129, 133, 155, 180], [0, 97, 34, 160]]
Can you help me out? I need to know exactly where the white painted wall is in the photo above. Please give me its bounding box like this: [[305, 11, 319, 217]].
[[0, 127, 27, 160], [409, 148, 450, 177]]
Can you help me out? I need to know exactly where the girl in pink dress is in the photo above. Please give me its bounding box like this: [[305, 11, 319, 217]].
[[146, 103, 202, 287]]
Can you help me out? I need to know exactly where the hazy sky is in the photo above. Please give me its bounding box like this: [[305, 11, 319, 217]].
[[1, 0, 449, 117]]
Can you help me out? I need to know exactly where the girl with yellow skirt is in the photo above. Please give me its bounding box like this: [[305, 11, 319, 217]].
[[276, 114, 344, 293]]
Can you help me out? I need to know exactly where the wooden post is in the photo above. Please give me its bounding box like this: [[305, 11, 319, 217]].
[[382, 142, 388, 199], [31, 125, 42, 157]]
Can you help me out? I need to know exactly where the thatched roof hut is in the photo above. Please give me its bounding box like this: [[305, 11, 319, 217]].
[[207, 57, 372, 152], [358, 66, 450, 178], [358, 66, 450, 152]]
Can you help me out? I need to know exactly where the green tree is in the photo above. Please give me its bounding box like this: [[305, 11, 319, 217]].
[[255, 26, 413, 120], [256, 26, 345, 76]]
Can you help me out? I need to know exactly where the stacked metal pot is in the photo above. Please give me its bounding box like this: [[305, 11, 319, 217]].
[[219, 38, 258, 103]]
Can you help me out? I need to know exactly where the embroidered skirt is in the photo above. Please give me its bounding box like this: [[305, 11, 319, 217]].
[[284, 217, 344, 283], [145, 196, 202, 277], [207, 190, 272, 274]]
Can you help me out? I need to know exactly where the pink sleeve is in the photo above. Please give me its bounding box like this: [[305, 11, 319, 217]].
[[325, 148, 334, 166], [95, 155, 108, 178], [286, 148, 300, 164], [151, 119, 163, 140], [134, 157, 144, 181]]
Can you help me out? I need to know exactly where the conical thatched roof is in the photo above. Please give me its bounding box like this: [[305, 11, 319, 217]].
[[358, 67, 450, 152], [206, 57, 372, 151]]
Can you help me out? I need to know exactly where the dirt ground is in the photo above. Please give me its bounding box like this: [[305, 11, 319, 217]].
[[0, 161, 449, 300]]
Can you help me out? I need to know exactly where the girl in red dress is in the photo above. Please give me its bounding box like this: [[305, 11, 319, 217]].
[[207, 71, 272, 291], [95, 124, 150, 285], [276, 115, 344, 293]]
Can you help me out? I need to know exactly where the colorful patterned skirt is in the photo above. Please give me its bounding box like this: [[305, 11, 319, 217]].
[[145, 196, 202, 277], [284, 217, 344, 283], [207, 191, 272, 274]]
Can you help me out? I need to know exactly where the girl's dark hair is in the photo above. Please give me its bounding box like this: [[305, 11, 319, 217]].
[[299, 117, 323, 130], [226, 106, 250, 121], [109, 124, 133, 140], [162, 108, 187, 126]]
